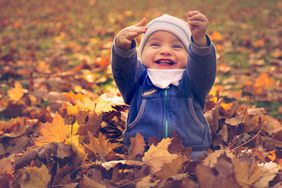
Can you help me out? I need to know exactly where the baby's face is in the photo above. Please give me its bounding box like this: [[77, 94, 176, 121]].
[[141, 31, 188, 69]]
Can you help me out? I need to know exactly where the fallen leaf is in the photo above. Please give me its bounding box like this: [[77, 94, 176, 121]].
[[100, 160, 143, 171], [84, 132, 119, 160], [136, 175, 160, 188], [7, 81, 25, 101], [210, 31, 223, 42], [142, 138, 178, 173], [93, 94, 124, 114], [203, 149, 224, 168], [195, 164, 216, 188], [34, 112, 70, 146], [128, 133, 145, 159], [80, 175, 106, 188], [0, 158, 14, 176], [36, 61, 51, 73], [155, 155, 188, 179], [254, 162, 280, 187], [233, 158, 279, 188], [262, 115, 282, 135], [266, 150, 276, 161], [254, 73, 275, 94], [20, 165, 51, 188]]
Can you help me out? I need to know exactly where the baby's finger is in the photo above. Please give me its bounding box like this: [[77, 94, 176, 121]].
[[188, 20, 207, 27], [126, 31, 139, 41], [187, 10, 200, 17], [135, 17, 147, 27], [129, 26, 147, 34], [187, 13, 207, 22]]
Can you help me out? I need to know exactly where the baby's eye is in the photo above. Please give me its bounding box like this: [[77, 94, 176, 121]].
[[150, 43, 160, 47], [172, 44, 184, 49]]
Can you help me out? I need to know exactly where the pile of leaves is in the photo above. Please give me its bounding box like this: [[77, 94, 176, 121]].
[[0, 87, 281, 187]]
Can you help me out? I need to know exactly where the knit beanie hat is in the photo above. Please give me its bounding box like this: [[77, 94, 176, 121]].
[[138, 14, 192, 57]]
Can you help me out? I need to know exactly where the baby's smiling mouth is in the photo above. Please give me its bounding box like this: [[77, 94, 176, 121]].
[[155, 59, 176, 66]]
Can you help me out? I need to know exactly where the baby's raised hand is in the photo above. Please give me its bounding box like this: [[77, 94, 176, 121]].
[[187, 11, 208, 47], [116, 18, 147, 50]]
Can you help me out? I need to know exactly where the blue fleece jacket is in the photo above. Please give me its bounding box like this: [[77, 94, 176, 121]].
[[111, 36, 216, 151]]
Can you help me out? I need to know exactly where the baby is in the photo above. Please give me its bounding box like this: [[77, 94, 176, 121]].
[[111, 11, 216, 160]]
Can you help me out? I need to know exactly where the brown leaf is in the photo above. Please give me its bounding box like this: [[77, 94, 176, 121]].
[[20, 165, 51, 188], [0, 158, 14, 176], [197, 156, 240, 188], [136, 175, 160, 188], [168, 134, 192, 156], [196, 164, 216, 188], [84, 132, 119, 160], [155, 155, 188, 179], [80, 175, 107, 188], [100, 160, 143, 171], [128, 133, 145, 159], [220, 124, 228, 143], [262, 115, 282, 135], [225, 117, 242, 126], [0, 118, 37, 140], [233, 158, 280, 187], [203, 149, 224, 168], [142, 138, 178, 173]]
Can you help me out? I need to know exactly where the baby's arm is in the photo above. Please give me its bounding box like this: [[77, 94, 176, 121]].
[[185, 11, 217, 108], [111, 18, 147, 104]]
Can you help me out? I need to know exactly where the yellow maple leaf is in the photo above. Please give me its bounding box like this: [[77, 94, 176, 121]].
[[7, 81, 24, 101], [93, 94, 124, 114], [63, 102, 80, 116], [34, 113, 70, 146], [20, 165, 51, 188], [142, 138, 178, 173], [65, 121, 87, 159]]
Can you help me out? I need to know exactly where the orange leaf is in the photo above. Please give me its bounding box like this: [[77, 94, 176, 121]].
[[36, 61, 51, 73], [266, 150, 276, 161], [64, 92, 84, 104], [252, 39, 265, 48], [7, 81, 24, 101], [34, 113, 70, 146], [253, 73, 275, 94], [95, 57, 109, 68], [210, 31, 223, 42]]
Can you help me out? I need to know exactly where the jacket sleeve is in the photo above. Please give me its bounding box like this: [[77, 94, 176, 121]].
[[185, 35, 217, 108], [111, 38, 145, 104]]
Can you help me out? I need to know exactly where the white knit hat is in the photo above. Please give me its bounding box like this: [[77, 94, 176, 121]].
[[138, 14, 192, 57]]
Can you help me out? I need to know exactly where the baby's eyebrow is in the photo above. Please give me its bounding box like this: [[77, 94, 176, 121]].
[[147, 37, 161, 42]]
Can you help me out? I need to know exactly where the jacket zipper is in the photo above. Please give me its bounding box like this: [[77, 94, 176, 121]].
[[164, 89, 169, 137]]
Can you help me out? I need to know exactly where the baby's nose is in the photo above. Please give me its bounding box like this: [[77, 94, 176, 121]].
[[159, 46, 172, 56]]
